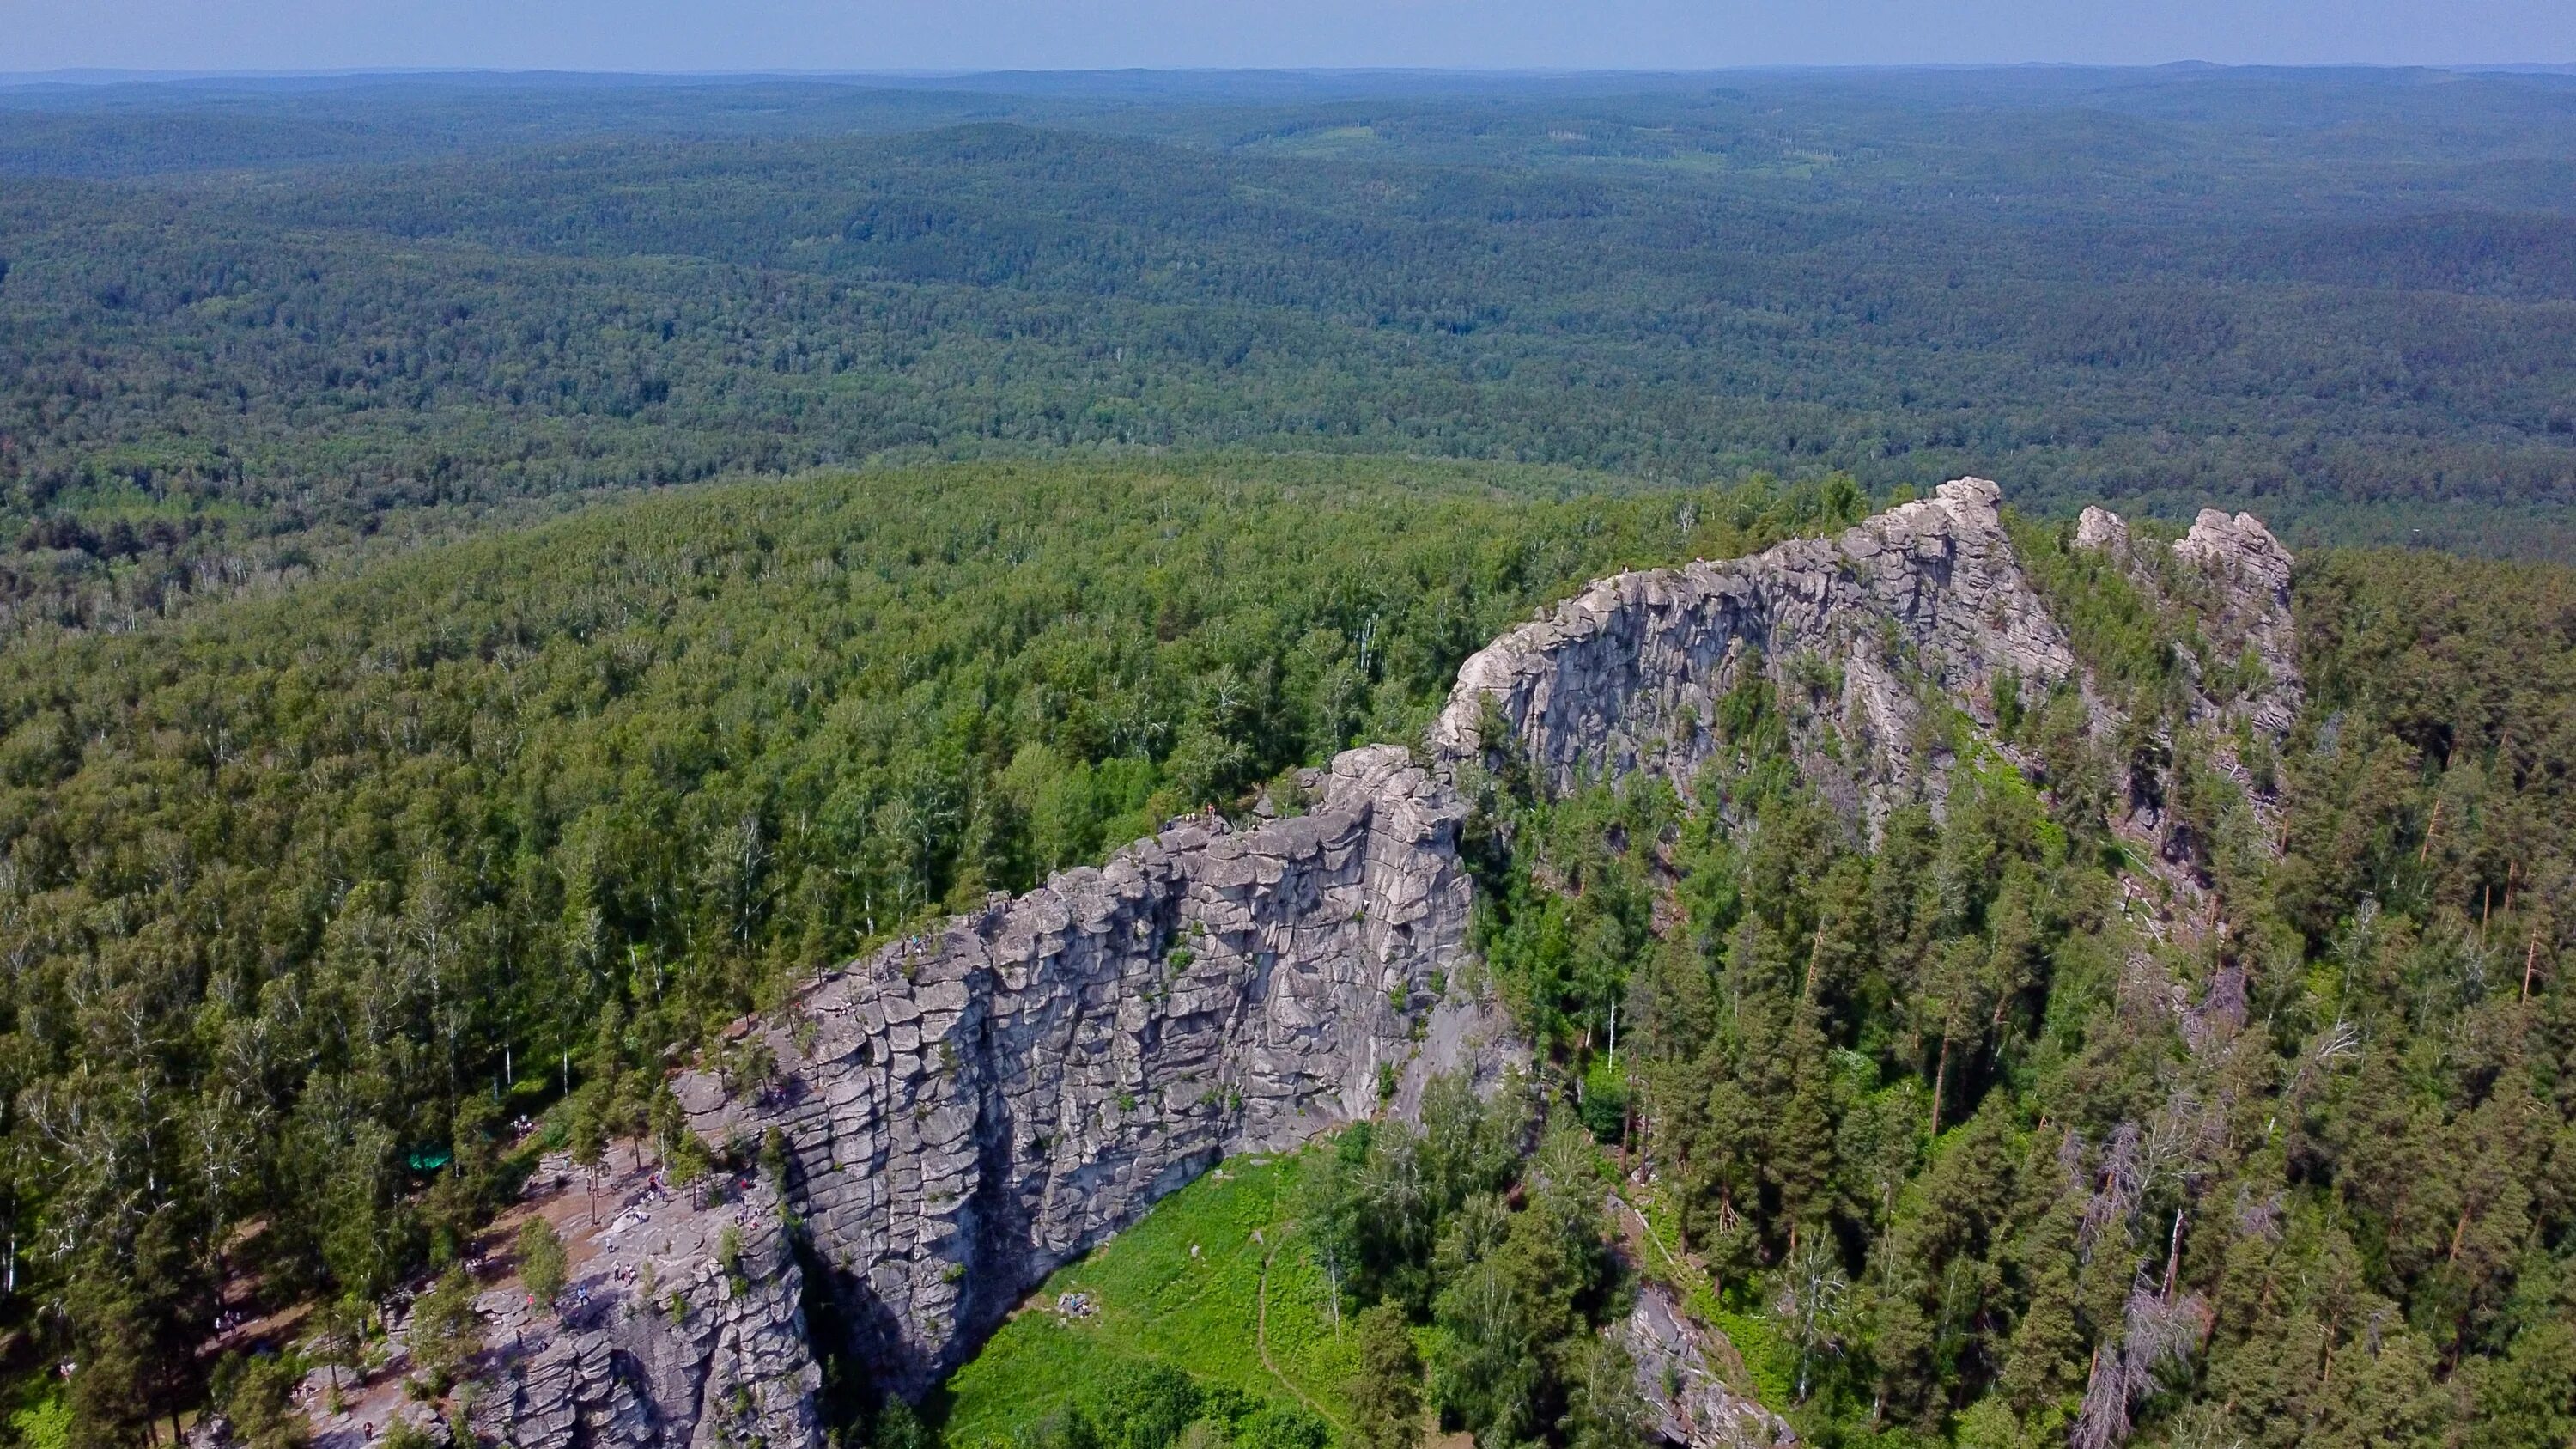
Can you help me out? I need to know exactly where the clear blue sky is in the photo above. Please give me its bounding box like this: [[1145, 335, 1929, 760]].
[[1, 0, 2567, 75]]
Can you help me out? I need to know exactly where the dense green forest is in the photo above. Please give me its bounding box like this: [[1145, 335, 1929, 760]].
[[0, 454, 1883, 1446], [2, 441, 2565, 1449], [909, 495, 2576, 1449], [4, 68, 2576, 638], [1454, 527, 2576, 1447], [1, 64, 2574, 1449]]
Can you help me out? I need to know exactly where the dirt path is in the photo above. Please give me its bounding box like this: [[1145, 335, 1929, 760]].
[[1255, 1228, 1347, 1433]]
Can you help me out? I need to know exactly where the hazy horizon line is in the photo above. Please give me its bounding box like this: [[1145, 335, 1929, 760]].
[[9, 58, 2576, 87]]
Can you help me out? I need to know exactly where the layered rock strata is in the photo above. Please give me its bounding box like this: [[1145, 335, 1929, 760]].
[[1429, 478, 2078, 832], [473, 477, 2301, 1448], [673, 745, 1479, 1394], [469, 1170, 823, 1449]]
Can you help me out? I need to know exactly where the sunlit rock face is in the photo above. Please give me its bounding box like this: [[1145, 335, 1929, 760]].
[[2071, 500, 2303, 875], [1431, 477, 2080, 834], [1625, 1282, 1797, 1449], [587, 476, 2298, 1427], [674, 744, 1497, 1394], [2077, 502, 2301, 736], [2168, 507, 2302, 736], [470, 1174, 823, 1449]]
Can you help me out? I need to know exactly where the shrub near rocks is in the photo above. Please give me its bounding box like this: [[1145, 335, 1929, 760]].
[[405, 1267, 485, 1394], [515, 1219, 568, 1311]]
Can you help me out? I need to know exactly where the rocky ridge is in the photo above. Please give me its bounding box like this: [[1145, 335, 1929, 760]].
[[673, 744, 1487, 1396], [454, 478, 2298, 1449], [1430, 478, 2077, 834], [465, 1169, 822, 1449], [2072, 503, 2302, 904], [2075, 503, 2301, 737]]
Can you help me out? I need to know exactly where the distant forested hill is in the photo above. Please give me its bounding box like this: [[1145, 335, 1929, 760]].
[[2, 68, 2575, 636]]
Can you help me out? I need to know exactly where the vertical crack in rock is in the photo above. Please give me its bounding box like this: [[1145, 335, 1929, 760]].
[[1431, 478, 2078, 834], [671, 745, 1479, 1396], [462, 478, 2304, 1447]]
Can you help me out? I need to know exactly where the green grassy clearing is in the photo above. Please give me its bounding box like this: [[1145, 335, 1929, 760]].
[[933, 1149, 1358, 1448]]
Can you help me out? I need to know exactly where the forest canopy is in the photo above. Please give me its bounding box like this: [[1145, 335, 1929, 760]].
[[0, 454, 1894, 1442], [0, 64, 2573, 1449], [3, 67, 2576, 637], [1456, 528, 2576, 1449]]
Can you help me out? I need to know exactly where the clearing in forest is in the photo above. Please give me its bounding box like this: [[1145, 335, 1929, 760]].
[[931, 1151, 1357, 1447]]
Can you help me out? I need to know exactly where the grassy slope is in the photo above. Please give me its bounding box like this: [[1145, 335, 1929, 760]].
[[933, 1151, 1357, 1448]]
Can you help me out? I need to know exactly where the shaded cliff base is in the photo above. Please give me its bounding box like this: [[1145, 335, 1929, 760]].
[[229, 477, 2304, 1449]]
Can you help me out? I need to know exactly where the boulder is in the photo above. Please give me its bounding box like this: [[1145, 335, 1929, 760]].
[[1624, 1283, 1797, 1449]]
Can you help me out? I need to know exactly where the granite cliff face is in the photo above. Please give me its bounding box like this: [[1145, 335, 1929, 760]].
[[653, 478, 2114, 1402], [671, 745, 1492, 1395], [457, 478, 2299, 1449], [1429, 478, 2077, 834], [287, 1166, 827, 1449], [468, 1173, 823, 1449]]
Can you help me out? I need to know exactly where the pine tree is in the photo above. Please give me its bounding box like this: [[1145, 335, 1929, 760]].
[[1347, 1305, 1424, 1449], [408, 1266, 487, 1391], [1560, 1336, 1649, 1449], [517, 1217, 570, 1310], [217, 1354, 313, 1449], [64, 1268, 155, 1449], [570, 1097, 609, 1225]]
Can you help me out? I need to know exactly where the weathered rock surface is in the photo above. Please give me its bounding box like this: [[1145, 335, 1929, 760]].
[[2172, 508, 2302, 736], [675, 745, 1483, 1394], [2074, 504, 2300, 737], [468, 1166, 823, 1449], [2070, 502, 2302, 889], [2072, 504, 2131, 554], [1625, 1283, 1796, 1449], [1430, 478, 2078, 833], [463, 478, 2300, 1449]]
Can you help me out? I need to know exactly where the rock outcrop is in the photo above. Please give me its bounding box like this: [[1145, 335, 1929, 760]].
[[673, 745, 1482, 1395], [657, 478, 2120, 1402], [2072, 502, 2301, 885], [447, 478, 2300, 1449], [2171, 508, 2301, 736], [2074, 503, 2300, 737], [469, 1170, 823, 1449], [1625, 1283, 1796, 1449], [1430, 478, 2078, 833]]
